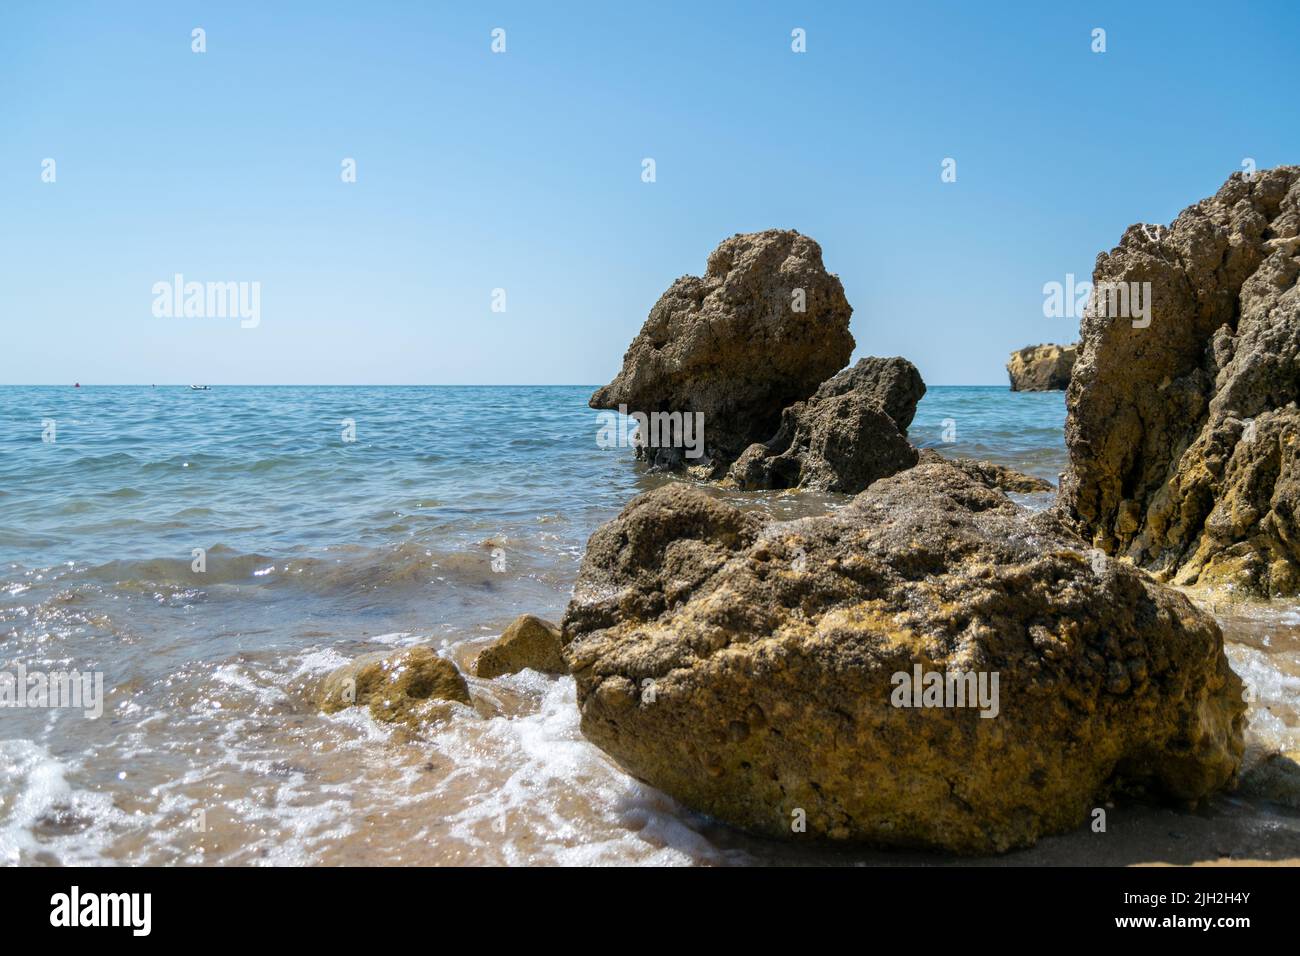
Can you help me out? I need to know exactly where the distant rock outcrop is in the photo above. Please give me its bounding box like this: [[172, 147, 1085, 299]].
[[1007, 343, 1077, 391], [562, 458, 1245, 853], [727, 357, 924, 493], [1061, 166, 1300, 595], [591, 230, 855, 473]]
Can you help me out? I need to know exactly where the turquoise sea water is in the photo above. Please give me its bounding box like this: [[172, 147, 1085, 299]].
[[1, 385, 1295, 865], [0, 385, 1066, 576], [911, 386, 1067, 481], [0, 384, 1065, 568]]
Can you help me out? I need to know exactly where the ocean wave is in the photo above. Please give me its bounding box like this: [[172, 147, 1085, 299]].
[[45, 538, 574, 598]]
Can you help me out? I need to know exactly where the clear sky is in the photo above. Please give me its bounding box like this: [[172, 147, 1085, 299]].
[[3, 1, 1298, 386]]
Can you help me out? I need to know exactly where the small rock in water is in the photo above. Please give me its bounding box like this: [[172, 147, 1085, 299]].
[[473, 614, 567, 679], [320, 645, 471, 729], [593, 230, 940, 497]]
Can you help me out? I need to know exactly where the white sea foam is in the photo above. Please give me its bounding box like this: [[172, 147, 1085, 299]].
[[367, 631, 423, 647], [1227, 643, 1300, 754], [431, 675, 751, 866], [0, 738, 132, 866], [211, 662, 290, 708], [289, 646, 352, 678]]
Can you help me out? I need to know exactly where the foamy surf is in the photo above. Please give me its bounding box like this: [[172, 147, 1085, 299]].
[[0, 739, 130, 867], [430, 674, 749, 866]]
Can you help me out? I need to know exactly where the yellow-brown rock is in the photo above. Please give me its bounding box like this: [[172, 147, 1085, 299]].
[[320, 646, 470, 728], [1062, 167, 1300, 595], [562, 458, 1245, 853], [1007, 343, 1077, 391], [474, 614, 567, 678], [590, 229, 855, 471], [917, 449, 1053, 493]]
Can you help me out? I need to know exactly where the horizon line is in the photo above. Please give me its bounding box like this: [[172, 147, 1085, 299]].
[[0, 382, 1018, 389]]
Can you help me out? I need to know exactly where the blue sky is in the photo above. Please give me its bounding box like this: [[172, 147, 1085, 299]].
[[2, 1, 1298, 385]]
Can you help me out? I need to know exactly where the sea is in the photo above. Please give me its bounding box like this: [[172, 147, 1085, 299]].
[[1, 385, 1297, 865]]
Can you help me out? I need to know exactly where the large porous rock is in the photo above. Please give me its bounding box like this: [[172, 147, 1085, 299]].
[[562, 459, 1246, 853], [474, 614, 567, 678], [591, 230, 855, 468], [726, 357, 924, 493], [320, 646, 471, 728], [1061, 166, 1300, 596], [1007, 344, 1077, 391]]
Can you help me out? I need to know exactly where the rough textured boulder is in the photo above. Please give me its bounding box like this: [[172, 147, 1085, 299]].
[[320, 646, 471, 728], [591, 230, 855, 468], [1007, 343, 1077, 391], [474, 614, 567, 678], [727, 357, 924, 493], [918, 449, 1053, 494], [1061, 167, 1300, 595], [562, 459, 1245, 853], [808, 356, 926, 431]]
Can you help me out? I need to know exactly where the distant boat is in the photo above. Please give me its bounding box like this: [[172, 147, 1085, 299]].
[[189, 385, 211, 391]]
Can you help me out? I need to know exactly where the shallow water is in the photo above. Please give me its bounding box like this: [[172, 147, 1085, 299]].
[[1, 385, 1297, 865]]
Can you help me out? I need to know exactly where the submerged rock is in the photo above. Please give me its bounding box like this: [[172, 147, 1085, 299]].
[[1007, 343, 1077, 391], [474, 614, 567, 678], [320, 646, 471, 728], [562, 458, 1245, 853], [591, 230, 855, 469], [1061, 166, 1300, 595], [727, 357, 923, 493]]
